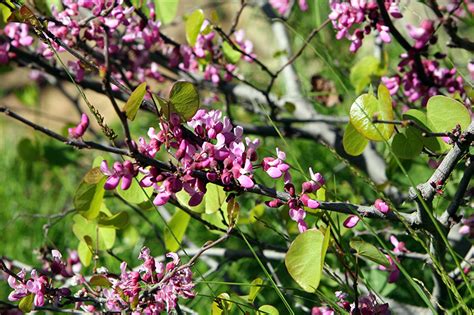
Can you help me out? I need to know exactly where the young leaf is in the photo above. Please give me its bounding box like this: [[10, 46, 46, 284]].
[[343, 122, 368, 156], [285, 229, 329, 292], [248, 278, 264, 303], [19, 294, 34, 313], [222, 41, 242, 63], [212, 293, 233, 315], [349, 84, 394, 141], [426, 95, 471, 132], [164, 209, 190, 252], [78, 240, 92, 266], [258, 305, 279, 314], [72, 214, 116, 250], [122, 82, 147, 121], [90, 275, 112, 287], [155, 0, 179, 24], [185, 9, 204, 46], [74, 175, 106, 220], [98, 211, 129, 229], [391, 127, 423, 159], [350, 56, 384, 94], [117, 174, 153, 204], [167, 81, 200, 121], [403, 109, 448, 153], [350, 238, 390, 267], [0, 1, 13, 27], [205, 183, 226, 214]]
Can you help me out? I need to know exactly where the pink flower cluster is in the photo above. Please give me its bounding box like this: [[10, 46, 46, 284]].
[[169, 22, 255, 86], [269, 0, 309, 15], [103, 247, 194, 313], [329, 0, 402, 52], [312, 291, 391, 314], [6, 250, 77, 309], [382, 54, 465, 104], [0, 0, 254, 89], [98, 108, 325, 232], [266, 167, 325, 232]]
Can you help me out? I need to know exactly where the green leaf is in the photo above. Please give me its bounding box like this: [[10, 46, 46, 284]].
[[186, 9, 204, 46], [123, 82, 147, 121], [426, 95, 471, 132], [0, 2, 13, 28], [164, 209, 190, 252], [258, 305, 279, 315], [248, 278, 264, 303], [74, 174, 106, 220], [84, 167, 105, 184], [350, 56, 384, 94], [285, 229, 329, 292], [19, 294, 34, 313], [391, 127, 423, 159], [403, 109, 448, 153], [155, 0, 179, 24], [349, 84, 394, 141], [212, 293, 233, 315], [205, 183, 226, 214], [350, 238, 390, 267], [343, 122, 368, 156], [117, 174, 153, 204], [98, 211, 129, 229], [175, 190, 206, 213], [90, 275, 112, 287], [72, 214, 116, 250], [222, 41, 241, 64], [165, 81, 200, 121], [78, 240, 92, 266]]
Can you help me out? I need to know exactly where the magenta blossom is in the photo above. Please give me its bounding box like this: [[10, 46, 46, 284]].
[[379, 254, 400, 283], [374, 199, 389, 214], [262, 148, 290, 180], [343, 215, 360, 228], [100, 160, 138, 190], [68, 113, 89, 139]]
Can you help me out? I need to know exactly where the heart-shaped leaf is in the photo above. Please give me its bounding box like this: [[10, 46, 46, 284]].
[[426, 95, 471, 132], [343, 122, 369, 156], [350, 238, 390, 267], [350, 84, 394, 141], [285, 228, 330, 292]]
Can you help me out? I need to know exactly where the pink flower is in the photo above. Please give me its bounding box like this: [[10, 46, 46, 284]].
[[374, 199, 389, 214], [343, 215, 360, 228], [68, 113, 89, 138], [269, 0, 291, 15], [379, 255, 400, 283], [7, 269, 29, 302], [407, 20, 435, 49], [100, 160, 137, 190], [390, 235, 408, 253], [262, 148, 290, 179]]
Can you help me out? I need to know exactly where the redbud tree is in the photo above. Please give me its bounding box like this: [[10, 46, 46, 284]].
[[0, 0, 472, 314]]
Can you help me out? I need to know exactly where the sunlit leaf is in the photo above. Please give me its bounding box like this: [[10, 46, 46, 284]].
[[426, 95, 471, 133], [165, 81, 200, 121], [90, 275, 112, 287], [155, 0, 179, 24], [164, 209, 190, 252], [258, 305, 279, 314], [349, 84, 394, 141], [19, 294, 34, 313], [185, 9, 204, 46], [343, 122, 368, 156], [222, 41, 241, 63], [248, 278, 264, 303], [98, 211, 129, 229], [285, 228, 330, 292], [123, 82, 147, 121], [205, 183, 226, 214], [74, 175, 106, 220]]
